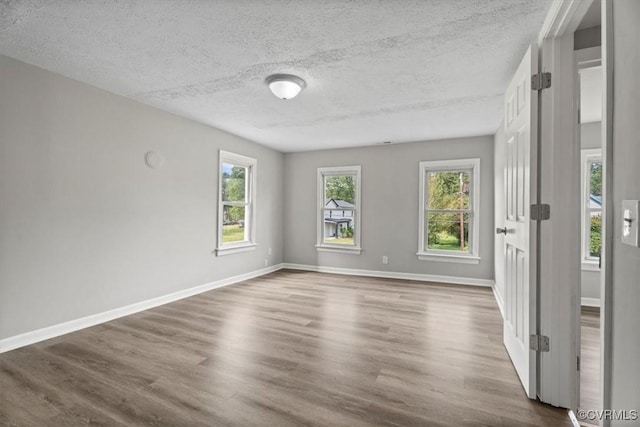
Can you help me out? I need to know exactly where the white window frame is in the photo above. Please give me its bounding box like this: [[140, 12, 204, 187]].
[[216, 150, 257, 256], [580, 148, 602, 271], [417, 158, 480, 264], [316, 166, 362, 254]]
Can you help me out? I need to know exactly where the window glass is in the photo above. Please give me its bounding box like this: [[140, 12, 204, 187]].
[[217, 151, 256, 255], [317, 167, 361, 253]]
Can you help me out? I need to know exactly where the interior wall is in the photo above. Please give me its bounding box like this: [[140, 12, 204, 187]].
[[493, 122, 506, 304], [581, 122, 601, 150], [581, 121, 602, 302], [609, 0, 640, 422], [0, 55, 284, 340], [575, 26, 602, 50], [283, 136, 495, 282]]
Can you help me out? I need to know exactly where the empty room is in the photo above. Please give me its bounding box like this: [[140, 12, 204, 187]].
[[1, 1, 638, 426]]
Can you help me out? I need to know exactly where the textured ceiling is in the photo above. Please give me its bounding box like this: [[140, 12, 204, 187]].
[[0, 0, 552, 152]]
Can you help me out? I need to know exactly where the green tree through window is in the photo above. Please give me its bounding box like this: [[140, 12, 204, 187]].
[[222, 165, 246, 223], [427, 171, 470, 251], [325, 175, 355, 203]]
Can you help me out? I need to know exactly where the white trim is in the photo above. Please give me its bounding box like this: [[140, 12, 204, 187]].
[[580, 148, 602, 265], [575, 46, 602, 70], [539, 33, 580, 410], [217, 150, 257, 255], [581, 261, 601, 272], [282, 263, 494, 287], [418, 158, 480, 260], [492, 284, 506, 319], [216, 243, 258, 256], [0, 264, 284, 353], [416, 252, 480, 264], [537, 0, 604, 412], [581, 297, 601, 308], [538, 0, 593, 44], [316, 165, 362, 254], [600, 1, 614, 419], [315, 245, 362, 254]]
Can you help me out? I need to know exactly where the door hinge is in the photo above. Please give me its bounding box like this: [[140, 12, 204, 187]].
[[577, 356, 581, 371], [530, 334, 550, 352], [530, 203, 551, 220], [532, 72, 552, 91]]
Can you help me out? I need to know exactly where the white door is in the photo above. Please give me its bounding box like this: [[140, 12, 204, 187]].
[[501, 44, 538, 399]]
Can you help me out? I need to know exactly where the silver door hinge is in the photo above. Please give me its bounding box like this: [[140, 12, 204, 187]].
[[530, 204, 551, 220], [530, 334, 550, 352], [532, 72, 552, 91]]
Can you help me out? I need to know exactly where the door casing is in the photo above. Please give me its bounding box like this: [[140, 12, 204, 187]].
[[533, 0, 611, 419]]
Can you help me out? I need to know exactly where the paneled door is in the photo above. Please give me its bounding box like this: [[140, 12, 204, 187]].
[[501, 44, 538, 399]]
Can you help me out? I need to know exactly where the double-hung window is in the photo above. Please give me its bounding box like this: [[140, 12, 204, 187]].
[[316, 166, 362, 254], [581, 149, 602, 270], [418, 158, 480, 263], [216, 150, 257, 256]]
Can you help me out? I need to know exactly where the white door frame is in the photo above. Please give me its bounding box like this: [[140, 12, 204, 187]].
[[535, 0, 612, 421]]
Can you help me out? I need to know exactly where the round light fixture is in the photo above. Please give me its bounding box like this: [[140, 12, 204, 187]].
[[265, 74, 306, 100]]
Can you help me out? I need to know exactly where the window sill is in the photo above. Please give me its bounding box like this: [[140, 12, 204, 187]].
[[581, 261, 601, 272], [417, 252, 481, 264], [216, 243, 257, 256], [315, 244, 362, 255]]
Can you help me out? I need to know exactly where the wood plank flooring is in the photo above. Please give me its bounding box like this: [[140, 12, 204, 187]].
[[580, 306, 600, 414], [0, 270, 572, 426]]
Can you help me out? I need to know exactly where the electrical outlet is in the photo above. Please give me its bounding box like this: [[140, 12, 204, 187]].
[[382, 256, 388, 265], [268, 247, 272, 255], [264, 259, 268, 267]]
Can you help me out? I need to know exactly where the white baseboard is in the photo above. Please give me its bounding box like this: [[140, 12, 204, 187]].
[[581, 297, 601, 307], [282, 263, 495, 287], [0, 264, 284, 353], [492, 284, 505, 319]]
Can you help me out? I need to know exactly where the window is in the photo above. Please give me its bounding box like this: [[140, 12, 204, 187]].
[[581, 149, 602, 270], [316, 166, 361, 254], [418, 159, 480, 263], [216, 150, 256, 256]]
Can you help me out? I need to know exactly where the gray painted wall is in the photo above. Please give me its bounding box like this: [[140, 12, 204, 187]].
[[283, 137, 495, 281], [582, 121, 602, 150], [575, 26, 602, 50], [0, 55, 284, 340], [581, 121, 602, 301], [609, 0, 640, 423]]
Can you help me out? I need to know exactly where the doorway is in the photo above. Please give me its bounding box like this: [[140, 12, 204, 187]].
[[533, 0, 611, 419], [575, 1, 603, 420]]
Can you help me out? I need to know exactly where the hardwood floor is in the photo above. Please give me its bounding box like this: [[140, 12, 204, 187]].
[[0, 270, 572, 426], [580, 306, 600, 414]]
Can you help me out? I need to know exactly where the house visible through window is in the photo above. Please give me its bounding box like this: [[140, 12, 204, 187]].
[[217, 150, 256, 256], [418, 159, 480, 263], [316, 166, 361, 254], [581, 149, 602, 268]]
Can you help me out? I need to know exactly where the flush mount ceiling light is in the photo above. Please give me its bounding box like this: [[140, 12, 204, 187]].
[[265, 74, 306, 100]]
